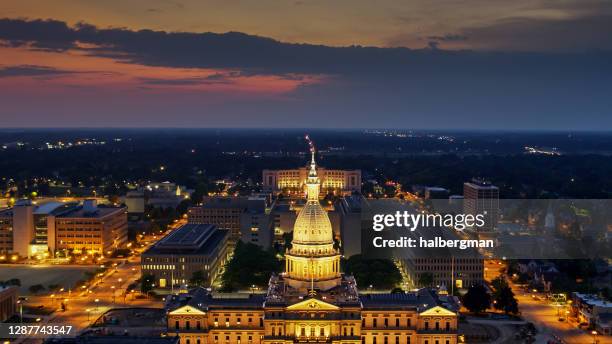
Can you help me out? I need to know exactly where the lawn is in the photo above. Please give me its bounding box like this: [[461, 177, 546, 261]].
[[0, 265, 94, 294]]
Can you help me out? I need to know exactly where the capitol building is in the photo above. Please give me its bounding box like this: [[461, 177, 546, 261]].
[[166, 152, 458, 344]]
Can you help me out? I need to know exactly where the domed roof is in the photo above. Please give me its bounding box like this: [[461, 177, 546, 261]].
[[292, 200, 334, 244], [291, 150, 334, 246]]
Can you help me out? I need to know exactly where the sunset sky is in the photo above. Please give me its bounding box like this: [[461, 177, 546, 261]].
[[1, 0, 611, 129]]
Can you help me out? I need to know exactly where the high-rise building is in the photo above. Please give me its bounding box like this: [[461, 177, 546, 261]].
[[11, 200, 34, 257], [0, 208, 14, 255], [336, 195, 366, 258], [141, 224, 230, 289], [240, 203, 274, 249], [166, 151, 458, 344], [463, 179, 499, 232], [263, 165, 361, 196]]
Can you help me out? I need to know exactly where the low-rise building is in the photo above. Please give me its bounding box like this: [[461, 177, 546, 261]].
[[0, 199, 127, 258], [54, 200, 128, 256], [0, 286, 17, 322], [142, 224, 230, 289], [122, 182, 193, 214], [572, 292, 612, 335]]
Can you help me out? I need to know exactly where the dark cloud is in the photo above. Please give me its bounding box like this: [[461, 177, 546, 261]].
[[426, 34, 467, 42], [138, 74, 234, 86], [0, 18, 611, 130], [1, 17, 610, 80], [0, 18, 77, 51], [0, 64, 79, 78], [426, 41, 439, 50]]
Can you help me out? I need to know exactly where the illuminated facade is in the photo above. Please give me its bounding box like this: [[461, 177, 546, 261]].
[[0, 199, 127, 258], [142, 224, 230, 289], [0, 208, 13, 254], [263, 165, 361, 196], [54, 200, 128, 255], [167, 152, 457, 344]]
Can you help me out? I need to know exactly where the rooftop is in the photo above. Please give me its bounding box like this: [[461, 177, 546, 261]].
[[573, 293, 612, 308], [158, 224, 216, 249], [0, 207, 12, 217], [166, 287, 265, 311], [265, 274, 360, 307], [144, 225, 228, 256], [56, 205, 126, 218]]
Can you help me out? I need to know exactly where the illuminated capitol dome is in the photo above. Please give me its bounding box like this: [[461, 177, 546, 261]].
[[165, 142, 459, 344], [285, 150, 341, 291]]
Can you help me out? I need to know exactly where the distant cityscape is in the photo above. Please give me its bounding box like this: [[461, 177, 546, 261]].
[[0, 130, 610, 344]]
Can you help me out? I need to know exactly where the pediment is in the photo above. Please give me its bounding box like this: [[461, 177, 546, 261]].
[[169, 305, 206, 315], [419, 305, 456, 316], [286, 298, 339, 311]]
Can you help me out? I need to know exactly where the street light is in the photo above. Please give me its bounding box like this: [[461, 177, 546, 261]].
[[16, 300, 23, 323], [111, 286, 116, 303], [591, 330, 598, 344], [86, 308, 91, 322], [94, 298, 99, 311]]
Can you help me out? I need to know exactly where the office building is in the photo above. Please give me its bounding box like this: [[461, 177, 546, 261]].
[[463, 179, 499, 232], [141, 224, 230, 289], [240, 202, 274, 249], [0, 286, 17, 322], [0, 208, 13, 255], [188, 196, 271, 244], [0, 199, 127, 258], [54, 200, 128, 256], [336, 195, 366, 258]]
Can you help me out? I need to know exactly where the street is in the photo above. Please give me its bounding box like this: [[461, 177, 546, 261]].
[[10, 224, 188, 344], [485, 260, 608, 344]]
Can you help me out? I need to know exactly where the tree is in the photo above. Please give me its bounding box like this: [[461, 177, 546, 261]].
[[418, 273, 434, 287], [190, 270, 207, 287], [494, 285, 519, 314], [29, 284, 46, 294], [462, 284, 491, 314], [491, 276, 507, 291], [141, 273, 156, 293], [0, 278, 21, 287], [491, 277, 519, 314], [343, 255, 402, 290], [220, 241, 283, 292], [47, 284, 61, 291]]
